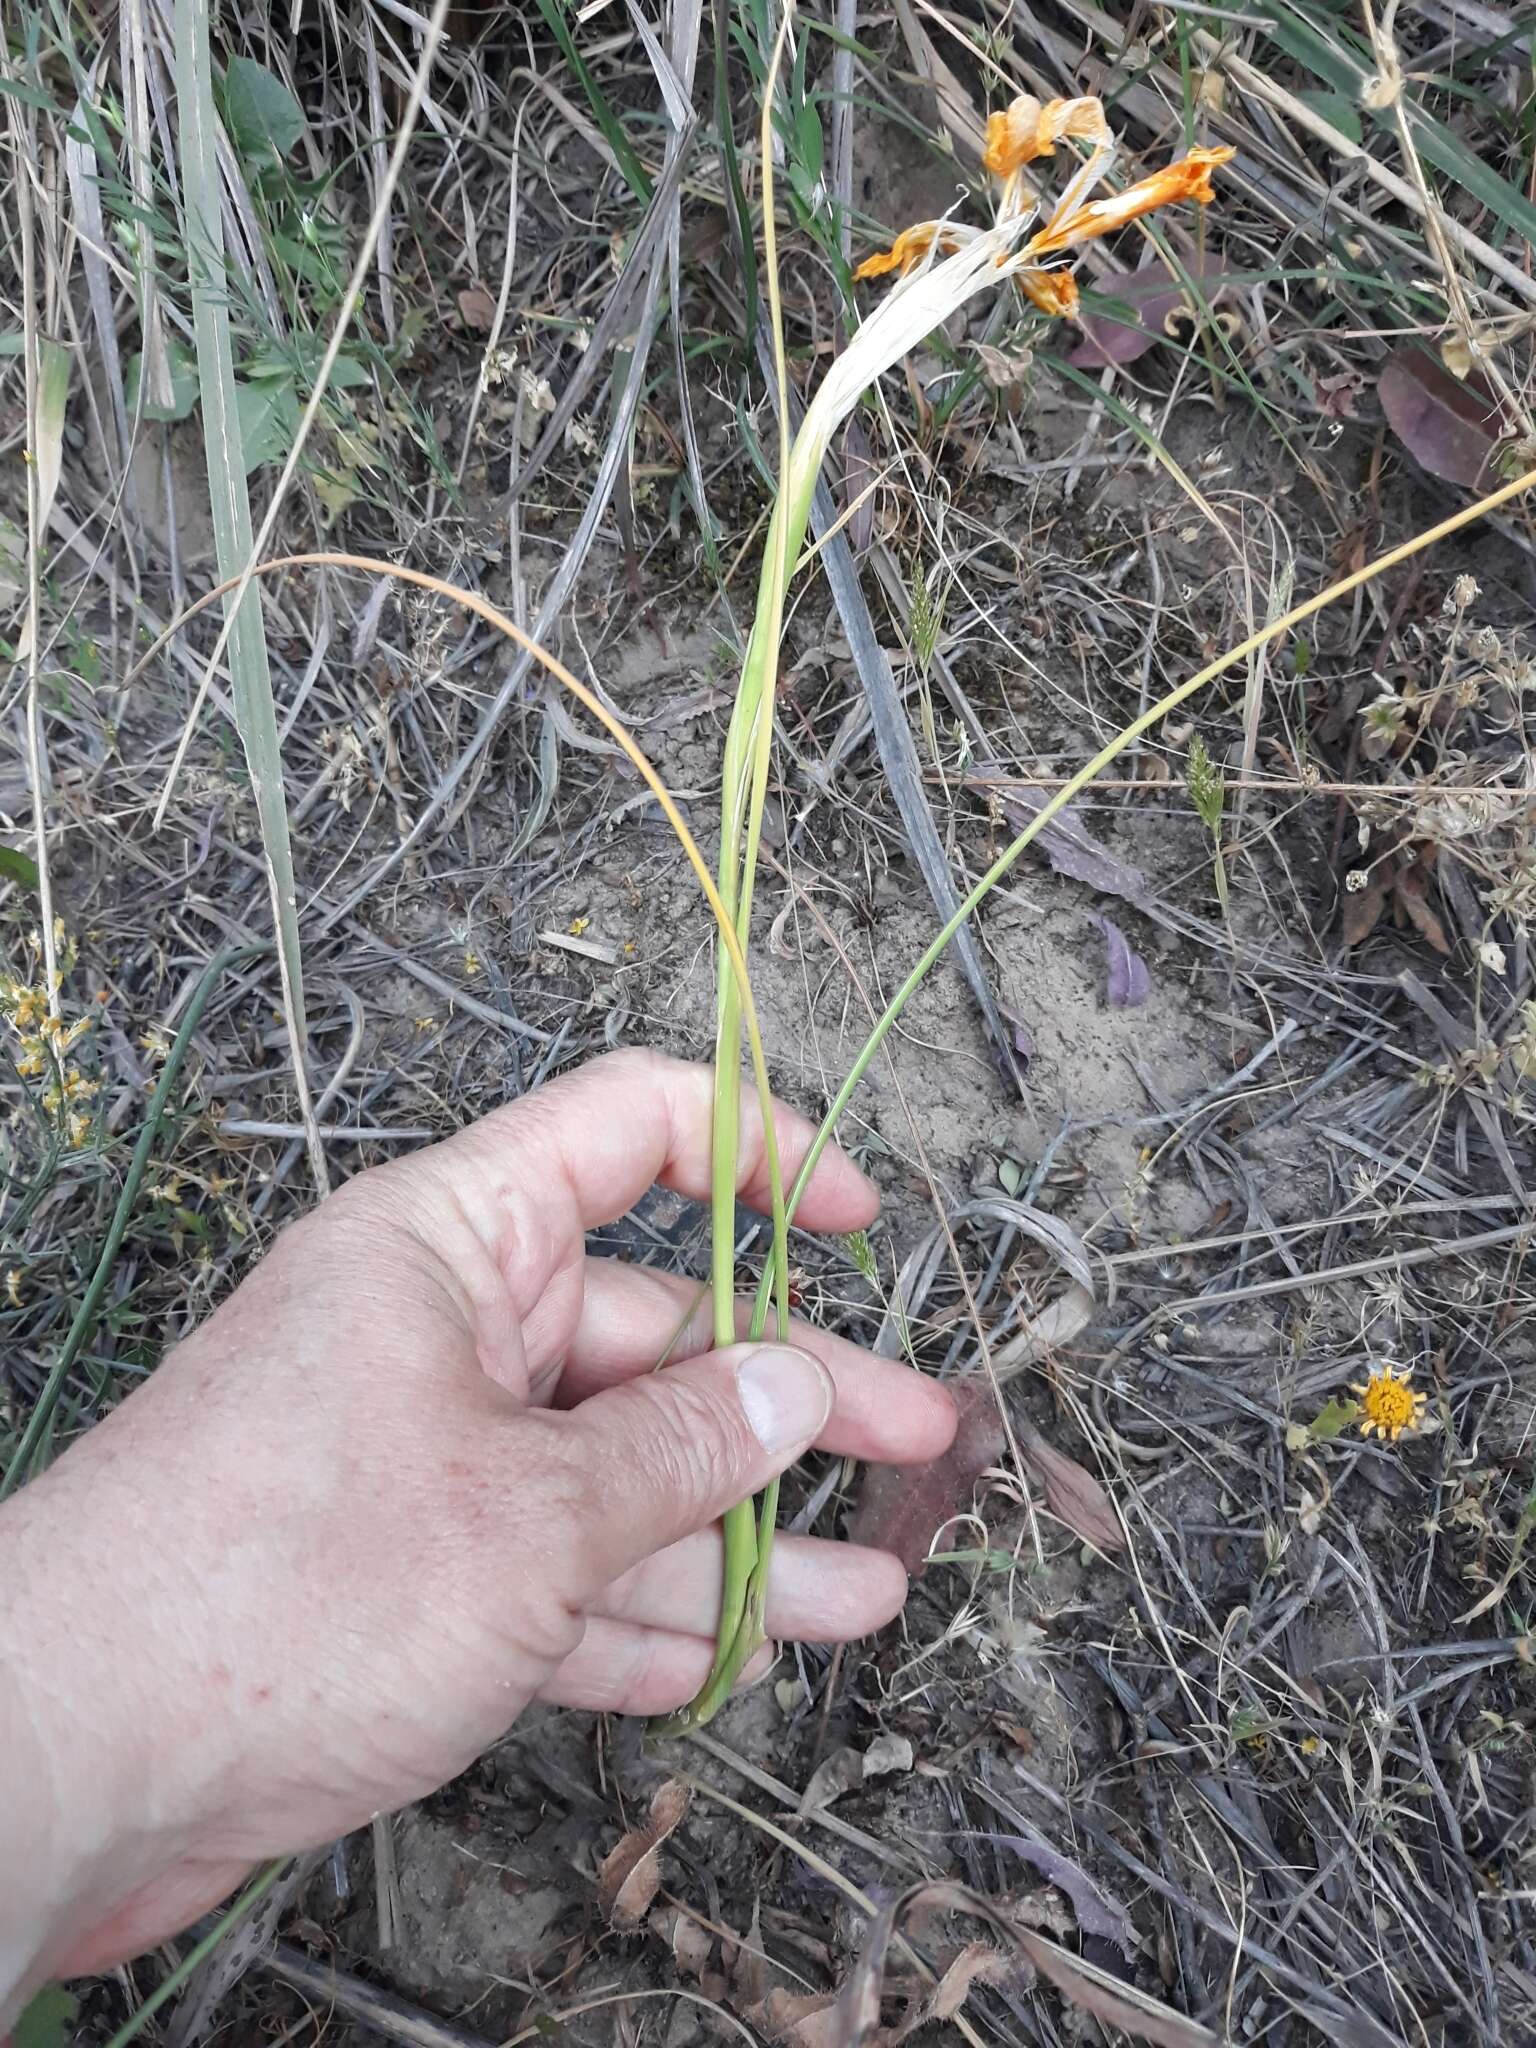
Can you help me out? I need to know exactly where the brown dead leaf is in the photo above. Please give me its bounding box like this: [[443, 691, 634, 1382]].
[[799, 1746, 863, 1814], [862, 1733, 913, 1782], [671, 1909, 713, 1979], [1379, 344, 1508, 488], [748, 1989, 846, 2048], [1341, 866, 1390, 949], [849, 1381, 1006, 1572], [894, 1943, 1019, 2040], [597, 1779, 689, 1929], [457, 283, 496, 332], [1017, 1424, 1124, 1554], [1393, 852, 1451, 955]]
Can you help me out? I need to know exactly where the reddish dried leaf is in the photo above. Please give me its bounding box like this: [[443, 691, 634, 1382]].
[[1070, 270, 1189, 368], [1069, 261, 1228, 369], [597, 1779, 689, 1929], [1017, 1424, 1124, 1554], [849, 1381, 1006, 1572], [1394, 855, 1451, 955], [1379, 345, 1507, 488]]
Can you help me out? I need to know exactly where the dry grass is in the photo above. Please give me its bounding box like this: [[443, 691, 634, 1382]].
[[3, 1, 1536, 2043]]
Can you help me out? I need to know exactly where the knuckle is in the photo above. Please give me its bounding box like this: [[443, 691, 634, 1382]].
[[637, 1372, 749, 1511]]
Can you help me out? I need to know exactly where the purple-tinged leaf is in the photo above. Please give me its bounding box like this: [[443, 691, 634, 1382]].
[[1090, 914, 1150, 1008], [995, 779, 1150, 907], [1068, 259, 1226, 370], [984, 1824, 1139, 1956], [1070, 272, 1187, 368], [1379, 345, 1508, 489]]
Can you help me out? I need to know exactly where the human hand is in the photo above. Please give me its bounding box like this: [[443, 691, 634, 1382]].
[[0, 1050, 955, 2009]]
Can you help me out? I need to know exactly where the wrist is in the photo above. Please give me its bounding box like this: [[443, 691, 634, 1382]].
[[0, 1437, 224, 2013]]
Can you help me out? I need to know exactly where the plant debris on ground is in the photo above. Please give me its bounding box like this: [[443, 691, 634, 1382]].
[[3, 1, 1536, 2043]]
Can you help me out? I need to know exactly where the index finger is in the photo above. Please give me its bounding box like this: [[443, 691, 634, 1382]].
[[442, 1049, 879, 1235]]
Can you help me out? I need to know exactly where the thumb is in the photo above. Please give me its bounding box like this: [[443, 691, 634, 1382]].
[[553, 1343, 834, 1592]]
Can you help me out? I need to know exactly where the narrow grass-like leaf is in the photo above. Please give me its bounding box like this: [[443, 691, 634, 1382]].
[[531, 0, 651, 201], [173, 0, 323, 1186], [1244, 0, 1536, 249]]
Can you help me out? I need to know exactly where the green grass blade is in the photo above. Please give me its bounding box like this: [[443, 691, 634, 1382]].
[[173, 0, 324, 1188], [0, 943, 268, 1502], [1237, 0, 1536, 249], [531, 0, 651, 201]]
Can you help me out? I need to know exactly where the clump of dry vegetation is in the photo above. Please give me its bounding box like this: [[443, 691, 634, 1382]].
[[4, 1, 1536, 2044]]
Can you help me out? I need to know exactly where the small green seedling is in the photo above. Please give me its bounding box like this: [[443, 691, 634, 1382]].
[[1186, 733, 1229, 918]]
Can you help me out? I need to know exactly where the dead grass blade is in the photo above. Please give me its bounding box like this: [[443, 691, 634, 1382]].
[[841, 1882, 1217, 2048], [761, 335, 1025, 1093], [172, 0, 325, 1187], [8, 89, 62, 1001]]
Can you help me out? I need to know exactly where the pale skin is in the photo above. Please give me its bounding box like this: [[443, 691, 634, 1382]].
[[0, 1050, 956, 2024]]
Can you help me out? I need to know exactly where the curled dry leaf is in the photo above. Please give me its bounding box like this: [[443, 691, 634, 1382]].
[[1393, 848, 1451, 955], [849, 1380, 1006, 1573], [800, 1746, 863, 1815], [597, 1778, 690, 1929], [1340, 849, 1450, 956], [1379, 344, 1508, 489], [863, 1733, 914, 1782]]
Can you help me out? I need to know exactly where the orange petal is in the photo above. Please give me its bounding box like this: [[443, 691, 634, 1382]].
[[982, 95, 1108, 178], [1026, 145, 1236, 257], [1017, 268, 1079, 319], [854, 221, 955, 282]]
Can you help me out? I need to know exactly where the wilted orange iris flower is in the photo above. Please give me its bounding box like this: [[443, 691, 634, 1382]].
[[1025, 147, 1236, 257], [854, 92, 1235, 324], [853, 222, 965, 280], [981, 94, 1108, 177], [1017, 269, 1080, 319]]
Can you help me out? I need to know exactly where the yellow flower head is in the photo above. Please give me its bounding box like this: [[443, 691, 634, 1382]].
[[1350, 1363, 1427, 1443]]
